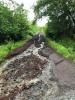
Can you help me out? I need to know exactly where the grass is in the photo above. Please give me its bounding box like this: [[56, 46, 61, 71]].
[[45, 37, 75, 63], [0, 35, 32, 63]]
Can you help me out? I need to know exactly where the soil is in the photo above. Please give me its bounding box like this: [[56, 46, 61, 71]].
[[0, 54, 47, 100], [0, 31, 75, 100], [0, 32, 44, 65]]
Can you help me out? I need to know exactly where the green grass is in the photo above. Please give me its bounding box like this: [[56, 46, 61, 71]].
[[0, 35, 32, 63], [45, 37, 75, 63]]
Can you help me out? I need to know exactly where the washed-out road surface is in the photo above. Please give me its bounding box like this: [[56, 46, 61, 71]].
[[0, 32, 75, 100]]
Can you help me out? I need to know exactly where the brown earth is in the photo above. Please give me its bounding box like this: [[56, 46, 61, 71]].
[[0, 32, 75, 99], [0, 32, 46, 100], [39, 43, 75, 91], [0, 54, 47, 100], [0, 32, 44, 65]]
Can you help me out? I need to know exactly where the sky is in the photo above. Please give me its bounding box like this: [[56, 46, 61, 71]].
[[2, 0, 48, 27], [14, 0, 48, 27]]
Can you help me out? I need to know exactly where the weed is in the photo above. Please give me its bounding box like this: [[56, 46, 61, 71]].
[[0, 35, 31, 64], [46, 37, 75, 63]]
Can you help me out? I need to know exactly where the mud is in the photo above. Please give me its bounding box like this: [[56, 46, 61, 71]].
[[0, 32, 75, 100]]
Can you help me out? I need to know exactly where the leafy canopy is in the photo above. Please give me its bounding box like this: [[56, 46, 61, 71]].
[[0, 0, 29, 44], [33, 0, 75, 39]]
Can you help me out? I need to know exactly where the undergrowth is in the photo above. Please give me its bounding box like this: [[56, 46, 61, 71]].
[[45, 37, 75, 63], [0, 35, 31, 63]]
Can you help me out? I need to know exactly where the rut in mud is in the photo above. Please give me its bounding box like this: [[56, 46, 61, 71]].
[[0, 31, 75, 100]]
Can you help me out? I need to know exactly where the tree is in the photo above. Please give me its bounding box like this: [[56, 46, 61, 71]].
[[33, 0, 75, 39], [0, 1, 13, 42], [0, 0, 30, 44], [29, 20, 40, 35]]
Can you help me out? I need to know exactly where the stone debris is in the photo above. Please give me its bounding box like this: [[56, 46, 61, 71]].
[[0, 32, 75, 100]]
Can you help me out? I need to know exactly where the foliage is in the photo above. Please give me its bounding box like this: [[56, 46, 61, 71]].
[[29, 20, 40, 35], [0, 35, 31, 62], [0, 0, 30, 44], [42, 24, 47, 36], [46, 37, 75, 63], [33, 0, 75, 40]]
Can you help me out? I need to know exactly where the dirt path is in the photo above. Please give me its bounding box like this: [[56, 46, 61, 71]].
[[0, 32, 75, 100]]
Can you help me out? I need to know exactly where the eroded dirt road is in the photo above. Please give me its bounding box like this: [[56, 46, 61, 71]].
[[0, 32, 75, 100]]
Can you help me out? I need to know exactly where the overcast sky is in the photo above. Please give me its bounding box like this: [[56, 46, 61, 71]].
[[3, 0, 48, 27]]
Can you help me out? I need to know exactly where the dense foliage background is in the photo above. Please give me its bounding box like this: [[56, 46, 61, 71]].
[[33, 0, 75, 62], [0, 0, 39, 44], [0, 0, 75, 62], [33, 0, 75, 40]]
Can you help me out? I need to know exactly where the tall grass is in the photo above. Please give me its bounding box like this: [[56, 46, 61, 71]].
[[0, 35, 31, 62], [46, 37, 75, 63]]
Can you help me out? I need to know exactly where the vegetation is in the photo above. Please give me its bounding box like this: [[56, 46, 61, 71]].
[[0, 0, 39, 44], [45, 37, 75, 63], [29, 20, 40, 35], [0, 0, 40, 63], [0, 0, 29, 43], [33, 0, 75, 62], [0, 0, 75, 63], [42, 23, 75, 63], [0, 35, 32, 62], [33, 0, 75, 40]]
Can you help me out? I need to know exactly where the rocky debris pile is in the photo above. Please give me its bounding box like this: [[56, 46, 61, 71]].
[[0, 53, 48, 100], [3, 54, 47, 80], [0, 32, 75, 100]]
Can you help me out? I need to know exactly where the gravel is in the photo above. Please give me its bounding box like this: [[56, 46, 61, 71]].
[[0, 42, 75, 100]]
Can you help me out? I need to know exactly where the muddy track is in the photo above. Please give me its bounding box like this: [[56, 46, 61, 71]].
[[0, 31, 75, 100]]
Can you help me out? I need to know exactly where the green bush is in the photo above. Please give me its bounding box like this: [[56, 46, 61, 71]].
[[0, 36, 31, 63], [46, 37, 75, 63], [29, 20, 40, 35], [0, 1, 30, 44]]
